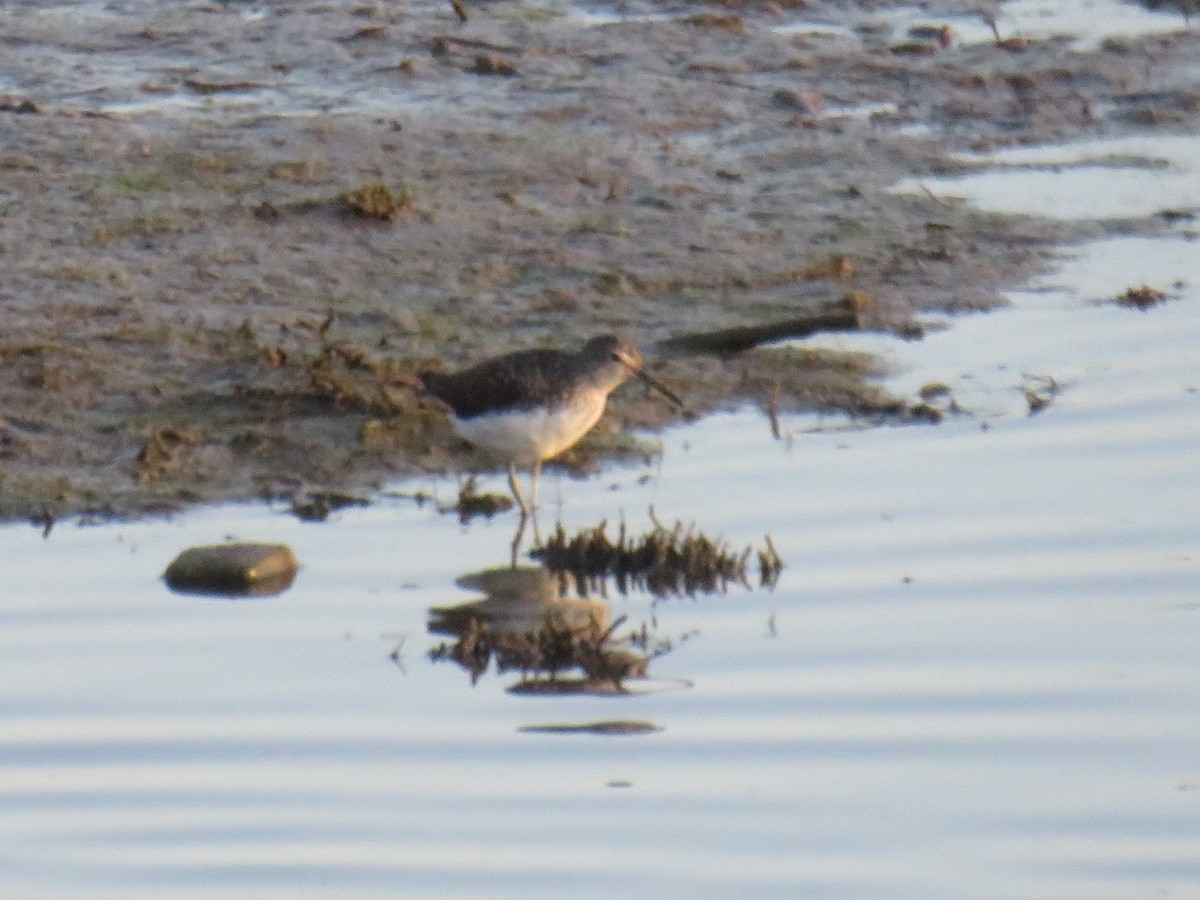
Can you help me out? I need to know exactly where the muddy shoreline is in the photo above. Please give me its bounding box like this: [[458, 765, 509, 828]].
[[1, 0, 1197, 523]]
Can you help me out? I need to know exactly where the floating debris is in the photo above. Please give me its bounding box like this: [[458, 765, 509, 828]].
[[1114, 283, 1169, 310], [1022, 374, 1061, 416], [532, 515, 784, 598], [164, 542, 298, 597]]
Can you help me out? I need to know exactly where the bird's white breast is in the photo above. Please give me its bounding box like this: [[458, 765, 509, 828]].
[[452, 390, 608, 464]]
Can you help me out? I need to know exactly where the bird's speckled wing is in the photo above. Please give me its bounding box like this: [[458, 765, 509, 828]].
[[420, 348, 582, 419]]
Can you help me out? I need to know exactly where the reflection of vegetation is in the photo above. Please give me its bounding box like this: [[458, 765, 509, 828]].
[[428, 610, 649, 690]]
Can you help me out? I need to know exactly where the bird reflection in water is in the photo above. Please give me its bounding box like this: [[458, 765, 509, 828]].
[[427, 566, 650, 694]]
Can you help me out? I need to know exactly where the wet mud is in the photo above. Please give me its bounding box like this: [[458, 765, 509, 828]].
[[1, 0, 1198, 522]]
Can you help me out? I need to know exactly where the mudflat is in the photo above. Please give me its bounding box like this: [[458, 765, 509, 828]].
[[1, 0, 1196, 521]]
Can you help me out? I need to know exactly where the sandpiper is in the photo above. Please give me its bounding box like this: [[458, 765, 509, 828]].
[[421, 335, 684, 515]]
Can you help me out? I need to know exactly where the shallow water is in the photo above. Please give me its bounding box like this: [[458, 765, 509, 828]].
[[897, 133, 1200, 220], [4, 135, 1200, 895], [768, 0, 1191, 49], [861, 0, 1191, 49]]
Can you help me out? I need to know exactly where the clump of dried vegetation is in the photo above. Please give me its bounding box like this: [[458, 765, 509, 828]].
[[532, 514, 784, 598], [340, 182, 414, 222]]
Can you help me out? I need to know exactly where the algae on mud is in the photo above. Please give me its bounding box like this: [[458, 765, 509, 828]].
[[1, 0, 1197, 522]]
